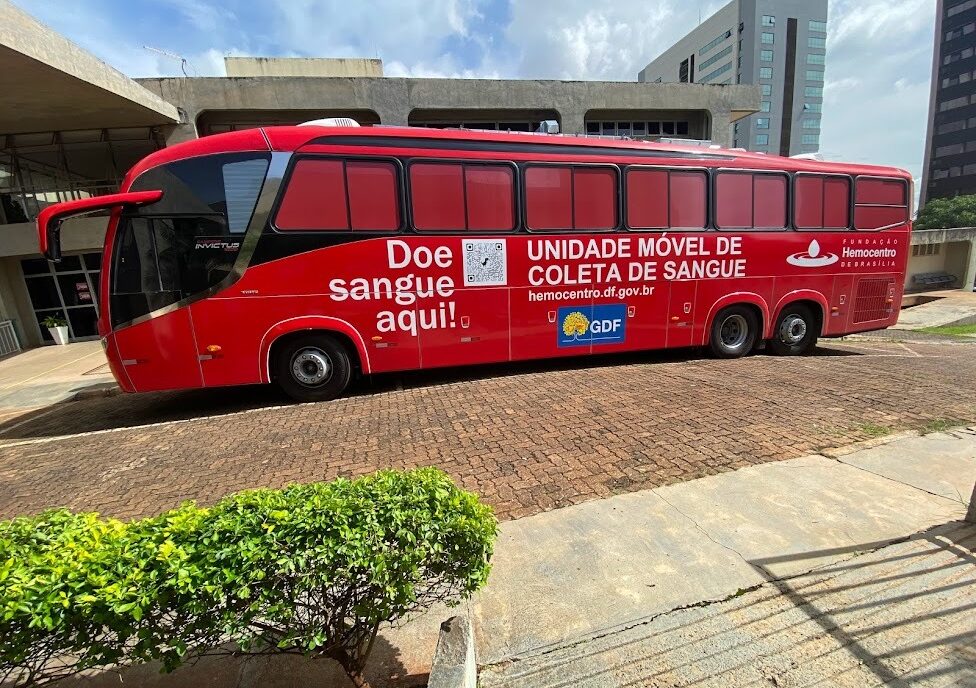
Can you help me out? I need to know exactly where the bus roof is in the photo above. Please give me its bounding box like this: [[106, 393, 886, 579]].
[[126, 124, 911, 186]]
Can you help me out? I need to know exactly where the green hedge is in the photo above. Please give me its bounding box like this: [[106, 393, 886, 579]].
[[0, 468, 497, 687]]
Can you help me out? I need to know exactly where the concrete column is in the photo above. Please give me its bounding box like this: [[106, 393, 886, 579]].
[[963, 239, 976, 291], [967, 481, 976, 523], [709, 110, 733, 148], [160, 120, 198, 146], [558, 110, 587, 136], [375, 107, 409, 126]]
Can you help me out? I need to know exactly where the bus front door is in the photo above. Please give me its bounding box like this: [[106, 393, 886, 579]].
[[111, 310, 204, 392]]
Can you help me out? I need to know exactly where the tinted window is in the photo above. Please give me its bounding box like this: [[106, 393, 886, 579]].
[[525, 165, 617, 231], [113, 152, 269, 326], [669, 171, 707, 229], [410, 163, 466, 230], [854, 177, 909, 230], [715, 172, 787, 229], [795, 175, 851, 230]]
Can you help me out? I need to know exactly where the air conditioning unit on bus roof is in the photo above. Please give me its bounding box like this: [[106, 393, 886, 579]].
[[298, 117, 361, 127]]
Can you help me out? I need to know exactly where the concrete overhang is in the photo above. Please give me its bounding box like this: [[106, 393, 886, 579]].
[[0, 0, 180, 134]]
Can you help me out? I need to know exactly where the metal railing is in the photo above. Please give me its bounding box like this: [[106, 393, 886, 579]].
[[0, 320, 21, 358]]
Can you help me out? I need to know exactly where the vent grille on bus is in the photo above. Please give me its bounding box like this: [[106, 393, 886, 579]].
[[852, 278, 893, 324]]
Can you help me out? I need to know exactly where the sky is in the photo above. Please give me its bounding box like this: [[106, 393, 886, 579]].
[[16, 0, 936, 188]]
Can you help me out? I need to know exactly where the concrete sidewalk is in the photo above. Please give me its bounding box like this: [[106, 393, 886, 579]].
[[475, 428, 976, 686], [0, 341, 115, 423], [896, 290, 976, 330]]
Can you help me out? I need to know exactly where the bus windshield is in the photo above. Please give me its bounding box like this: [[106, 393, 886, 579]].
[[111, 152, 269, 327]]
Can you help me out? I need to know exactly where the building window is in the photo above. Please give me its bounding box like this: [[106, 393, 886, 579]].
[[761, 32, 775, 44], [700, 61, 733, 83], [802, 119, 820, 129], [935, 142, 965, 156], [755, 134, 769, 145], [801, 134, 820, 145], [761, 84, 772, 96], [937, 119, 967, 134], [760, 67, 773, 79], [762, 15, 775, 26], [939, 95, 971, 111], [761, 49, 774, 62], [699, 45, 733, 70], [809, 19, 828, 33], [948, 0, 976, 18], [804, 102, 822, 112], [807, 53, 826, 65], [761, 101, 772, 112], [805, 86, 824, 97], [756, 118, 770, 129], [809, 36, 826, 49], [806, 70, 825, 82], [700, 30, 733, 56]]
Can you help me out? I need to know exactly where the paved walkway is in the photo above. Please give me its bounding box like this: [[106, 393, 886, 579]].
[[476, 428, 976, 687], [1, 338, 974, 523], [896, 290, 976, 330], [0, 341, 114, 424]]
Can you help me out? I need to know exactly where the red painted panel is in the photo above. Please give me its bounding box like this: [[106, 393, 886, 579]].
[[754, 175, 787, 229], [715, 173, 753, 229], [854, 205, 908, 230], [347, 161, 399, 230], [669, 171, 706, 229], [824, 177, 851, 229], [417, 287, 509, 367], [855, 177, 906, 205], [525, 166, 572, 230], [573, 167, 617, 230], [275, 159, 348, 230], [795, 176, 824, 229], [625, 168, 668, 229], [465, 166, 515, 231], [113, 309, 203, 392], [667, 281, 697, 348], [411, 163, 465, 230]]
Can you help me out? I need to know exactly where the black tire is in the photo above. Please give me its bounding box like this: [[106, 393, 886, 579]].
[[709, 305, 759, 359], [275, 334, 353, 402], [769, 304, 819, 356]]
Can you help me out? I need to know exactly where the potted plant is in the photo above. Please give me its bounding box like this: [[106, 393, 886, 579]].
[[41, 315, 69, 345]]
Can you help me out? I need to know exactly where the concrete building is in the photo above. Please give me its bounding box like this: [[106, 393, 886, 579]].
[[921, 0, 976, 205], [638, 0, 828, 157], [0, 0, 759, 350]]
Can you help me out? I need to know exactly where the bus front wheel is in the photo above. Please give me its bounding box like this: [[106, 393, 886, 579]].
[[709, 306, 758, 359], [769, 305, 818, 356], [275, 334, 352, 402]]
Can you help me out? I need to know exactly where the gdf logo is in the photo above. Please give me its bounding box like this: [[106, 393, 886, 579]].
[[556, 304, 627, 347]]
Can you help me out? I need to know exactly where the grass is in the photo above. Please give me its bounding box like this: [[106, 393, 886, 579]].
[[919, 323, 976, 338], [921, 418, 957, 435], [857, 422, 892, 438]]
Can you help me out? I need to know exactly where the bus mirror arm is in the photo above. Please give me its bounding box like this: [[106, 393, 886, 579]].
[[36, 190, 164, 262]]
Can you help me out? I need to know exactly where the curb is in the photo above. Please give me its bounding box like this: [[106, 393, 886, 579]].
[[428, 615, 477, 688]]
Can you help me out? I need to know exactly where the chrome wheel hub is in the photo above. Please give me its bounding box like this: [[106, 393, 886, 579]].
[[292, 348, 331, 386], [720, 314, 748, 349], [779, 315, 807, 345]]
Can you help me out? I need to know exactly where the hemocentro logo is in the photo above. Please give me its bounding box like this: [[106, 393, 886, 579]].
[[787, 239, 839, 268], [557, 304, 627, 347]]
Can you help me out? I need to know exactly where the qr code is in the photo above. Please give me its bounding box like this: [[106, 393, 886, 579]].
[[462, 239, 508, 287]]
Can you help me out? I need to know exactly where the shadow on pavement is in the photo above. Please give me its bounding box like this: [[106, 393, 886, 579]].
[[0, 343, 860, 441]]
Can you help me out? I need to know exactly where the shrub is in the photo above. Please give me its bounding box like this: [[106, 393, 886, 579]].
[[0, 468, 497, 687], [914, 194, 976, 230]]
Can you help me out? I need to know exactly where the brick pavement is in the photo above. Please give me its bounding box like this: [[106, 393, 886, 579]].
[[1, 338, 975, 523]]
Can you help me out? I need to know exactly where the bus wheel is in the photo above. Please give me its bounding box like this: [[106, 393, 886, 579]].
[[709, 306, 758, 359], [275, 334, 352, 402], [769, 305, 818, 356]]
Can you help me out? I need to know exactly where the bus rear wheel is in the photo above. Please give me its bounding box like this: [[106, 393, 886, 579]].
[[275, 334, 352, 402], [709, 305, 758, 359], [769, 304, 818, 356]]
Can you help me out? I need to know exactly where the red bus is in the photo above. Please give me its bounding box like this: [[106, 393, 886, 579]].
[[37, 123, 912, 401]]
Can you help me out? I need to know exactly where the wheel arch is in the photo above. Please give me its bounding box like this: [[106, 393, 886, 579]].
[[259, 316, 370, 383], [700, 293, 770, 346], [771, 291, 829, 337]]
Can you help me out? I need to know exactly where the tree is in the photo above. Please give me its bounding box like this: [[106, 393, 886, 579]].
[[915, 194, 976, 230]]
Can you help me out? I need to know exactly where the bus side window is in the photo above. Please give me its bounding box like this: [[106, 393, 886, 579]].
[[275, 158, 400, 232], [795, 175, 851, 230], [408, 162, 515, 232], [525, 165, 618, 232], [714, 172, 787, 230], [625, 167, 706, 231], [854, 177, 909, 231]]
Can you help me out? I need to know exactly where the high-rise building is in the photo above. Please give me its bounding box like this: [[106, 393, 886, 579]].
[[921, 0, 976, 205], [638, 0, 828, 157]]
